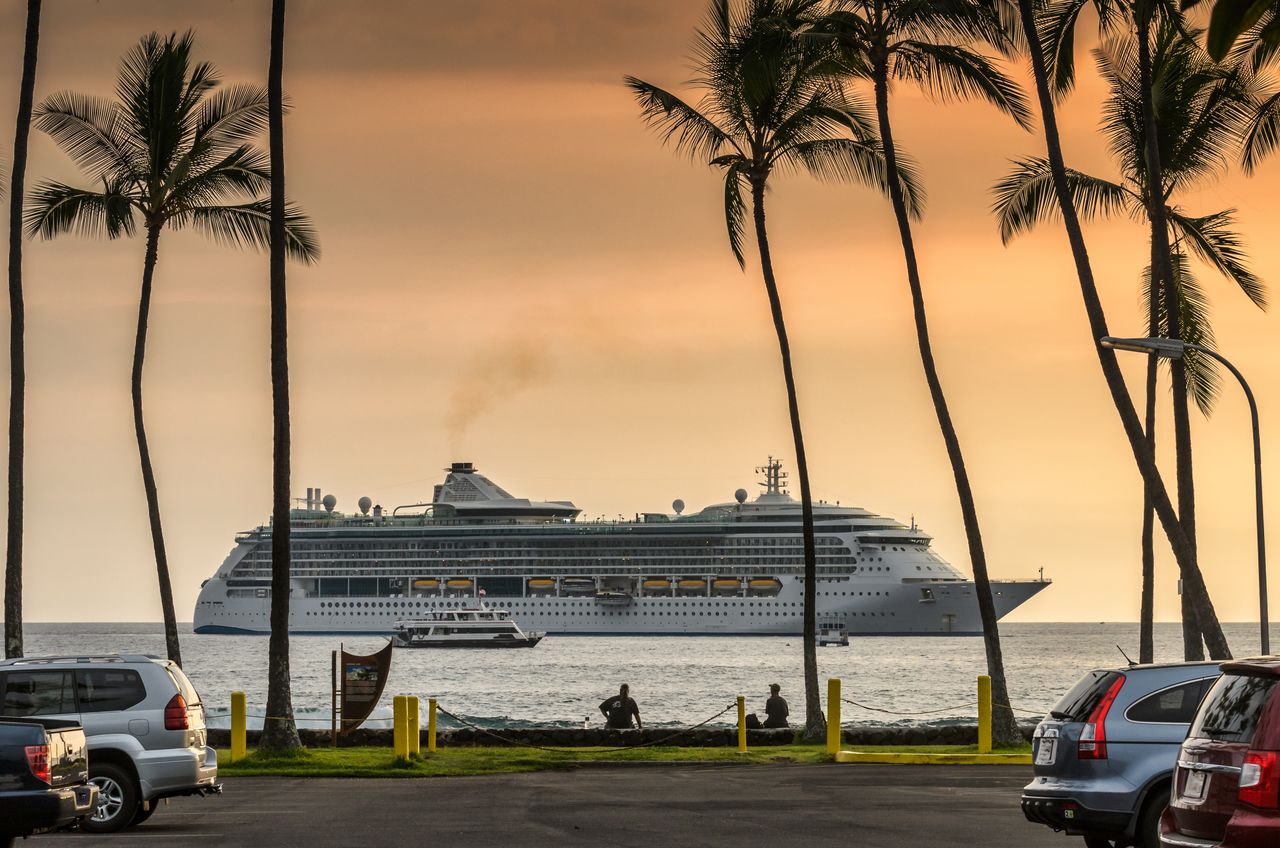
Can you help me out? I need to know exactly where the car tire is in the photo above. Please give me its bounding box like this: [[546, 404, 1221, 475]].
[[1, 833, 15, 848], [1136, 786, 1170, 848], [130, 800, 157, 827], [83, 762, 141, 834]]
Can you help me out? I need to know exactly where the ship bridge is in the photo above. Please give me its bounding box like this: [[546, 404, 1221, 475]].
[[426, 462, 580, 520]]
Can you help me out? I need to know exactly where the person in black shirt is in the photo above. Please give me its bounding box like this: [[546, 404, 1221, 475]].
[[764, 683, 789, 729], [599, 683, 642, 729]]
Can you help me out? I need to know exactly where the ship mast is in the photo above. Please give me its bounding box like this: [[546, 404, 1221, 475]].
[[756, 457, 788, 495]]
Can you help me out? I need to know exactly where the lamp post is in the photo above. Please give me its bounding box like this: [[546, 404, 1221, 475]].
[[1101, 336, 1269, 654]]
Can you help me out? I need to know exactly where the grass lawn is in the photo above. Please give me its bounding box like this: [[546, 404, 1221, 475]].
[[217, 743, 1032, 778]]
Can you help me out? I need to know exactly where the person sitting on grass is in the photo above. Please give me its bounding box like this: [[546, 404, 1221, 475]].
[[599, 683, 642, 729], [764, 683, 789, 729]]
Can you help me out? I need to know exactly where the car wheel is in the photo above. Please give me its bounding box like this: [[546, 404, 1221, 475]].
[[1136, 786, 1171, 848], [83, 762, 141, 834]]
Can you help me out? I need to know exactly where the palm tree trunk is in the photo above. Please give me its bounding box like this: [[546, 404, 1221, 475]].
[[4, 0, 41, 661], [261, 0, 300, 752], [1135, 14, 1218, 661], [1139, 256, 1157, 665], [872, 64, 1019, 745], [749, 176, 824, 741], [1014, 0, 1232, 660], [134, 223, 182, 667]]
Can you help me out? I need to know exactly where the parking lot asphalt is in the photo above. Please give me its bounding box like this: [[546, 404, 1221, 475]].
[[35, 764, 1062, 848]]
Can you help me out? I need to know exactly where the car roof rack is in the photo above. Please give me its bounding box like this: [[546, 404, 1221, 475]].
[[0, 654, 165, 666]]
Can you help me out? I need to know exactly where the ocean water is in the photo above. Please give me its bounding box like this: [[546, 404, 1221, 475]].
[[18, 622, 1269, 730]]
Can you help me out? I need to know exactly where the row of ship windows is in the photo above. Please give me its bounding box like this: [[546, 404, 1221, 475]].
[[277, 538, 852, 551], [315, 591, 891, 611], [301, 610, 897, 618]]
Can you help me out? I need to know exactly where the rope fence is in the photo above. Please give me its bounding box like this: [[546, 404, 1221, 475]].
[[840, 697, 1045, 717]]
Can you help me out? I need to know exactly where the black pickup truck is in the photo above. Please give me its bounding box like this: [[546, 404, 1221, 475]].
[[0, 718, 97, 847]]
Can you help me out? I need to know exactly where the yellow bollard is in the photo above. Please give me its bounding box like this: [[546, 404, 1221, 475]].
[[393, 695, 408, 759], [407, 696, 421, 757], [977, 675, 993, 754], [230, 691, 247, 763], [826, 678, 842, 755], [427, 698, 438, 754], [737, 695, 747, 754]]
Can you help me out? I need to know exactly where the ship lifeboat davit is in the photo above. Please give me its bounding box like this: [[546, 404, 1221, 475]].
[[677, 577, 707, 594], [527, 578, 556, 592], [561, 578, 596, 595], [446, 577, 474, 591], [712, 578, 742, 595], [747, 577, 783, 596]]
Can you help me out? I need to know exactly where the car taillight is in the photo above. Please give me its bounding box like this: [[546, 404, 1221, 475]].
[[25, 744, 50, 784], [1078, 676, 1125, 760], [1239, 751, 1280, 809], [164, 692, 189, 730]]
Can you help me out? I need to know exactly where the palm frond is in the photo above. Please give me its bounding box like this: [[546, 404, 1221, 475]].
[[193, 83, 273, 150], [991, 157, 1136, 243], [166, 146, 272, 212], [717, 157, 751, 267], [892, 41, 1032, 128], [784, 137, 926, 217], [625, 77, 737, 162], [1140, 252, 1221, 414], [24, 179, 138, 241], [1038, 0, 1092, 98], [1241, 88, 1280, 172], [171, 199, 320, 264], [1168, 207, 1267, 309], [32, 92, 144, 183]]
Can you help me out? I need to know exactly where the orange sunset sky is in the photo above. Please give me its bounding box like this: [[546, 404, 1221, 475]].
[[0, 0, 1275, 632]]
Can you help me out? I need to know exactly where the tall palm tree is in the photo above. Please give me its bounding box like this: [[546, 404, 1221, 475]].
[[1009, 0, 1232, 661], [807, 0, 1030, 746], [998, 24, 1266, 656], [628, 0, 913, 737], [261, 0, 301, 752], [1038, 0, 1229, 661], [4, 0, 42, 661], [26, 31, 319, 666]]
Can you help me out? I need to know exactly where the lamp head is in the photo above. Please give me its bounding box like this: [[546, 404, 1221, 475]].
[[1100, 336, 1188, 359]]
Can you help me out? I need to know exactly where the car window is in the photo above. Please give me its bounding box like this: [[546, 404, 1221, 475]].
[[1125, 678, 1213, 724], [1051, 670, 1125, 721], [166, 665, 201, 707], [0, 670, 76, 717], [1188, 673, 1278, 743], [76, 669, 147, 713]]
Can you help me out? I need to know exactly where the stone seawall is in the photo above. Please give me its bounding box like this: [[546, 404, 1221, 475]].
[[208, 723, 1035, 749]]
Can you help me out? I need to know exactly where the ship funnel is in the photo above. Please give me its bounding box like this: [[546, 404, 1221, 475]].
[[315, 488, 322, 510], [306, 487, 314, 510]]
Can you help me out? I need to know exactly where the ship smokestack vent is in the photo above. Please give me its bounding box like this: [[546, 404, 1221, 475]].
[[450, 462, 475, 474], [306, 487, 314, 510]]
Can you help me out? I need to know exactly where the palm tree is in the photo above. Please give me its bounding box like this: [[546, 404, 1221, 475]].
[[807, 0, 1030, 746], [261, 0, 301, 752], [998, 26, 1266, 659], [26, 31, 319, 666], [1038, 0, 1231, 661], [628, 0, 912, 737], [1009, 0, 1232, 661], [1195, 0, 1280, 59], [4, 0, 42, 661]]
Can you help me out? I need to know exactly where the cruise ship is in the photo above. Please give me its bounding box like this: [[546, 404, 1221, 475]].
[[192, 460, 1050, 636]]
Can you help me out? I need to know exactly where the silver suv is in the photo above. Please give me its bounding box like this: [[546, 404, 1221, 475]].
[[1022, 661, 1220, 848], [0, 654, 220, 832]]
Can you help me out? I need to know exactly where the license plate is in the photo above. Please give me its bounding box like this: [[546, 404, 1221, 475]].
[[1034, 738, 1057, 766], [1184, 769, 1208, 801]]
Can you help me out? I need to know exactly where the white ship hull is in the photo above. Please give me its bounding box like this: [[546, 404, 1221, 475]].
[[193, 575, 1047, 636]]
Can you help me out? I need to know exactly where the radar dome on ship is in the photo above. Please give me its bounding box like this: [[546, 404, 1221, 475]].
[[672, 499, 685, 515], [734, 488, 748, 504], [358, 496, 372, 515], [322, 494, 337, 512]]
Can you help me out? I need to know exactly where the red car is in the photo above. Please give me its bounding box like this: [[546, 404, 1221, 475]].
[[1161, 658, 1280, 847]]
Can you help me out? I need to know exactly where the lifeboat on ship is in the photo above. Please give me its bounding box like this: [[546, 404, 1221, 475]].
[[677, 577, 707, 595], [561, 578, 596, 595], [446, 577, 474, 592], [712, 578, 742, 595], [413, 578, 441, 593], [747, 577, 783, 596], [642, 578, 672, 594], [527, 578, 556, 594]]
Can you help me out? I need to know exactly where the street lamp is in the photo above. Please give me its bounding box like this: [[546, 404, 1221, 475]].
[[1101, 336, 1270, 655]]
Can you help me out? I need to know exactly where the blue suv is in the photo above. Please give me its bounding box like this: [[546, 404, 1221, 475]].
[[1022, 661, 1220, 848]]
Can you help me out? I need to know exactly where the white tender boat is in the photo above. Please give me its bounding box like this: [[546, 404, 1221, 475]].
[[390, 606, 543, 649]]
